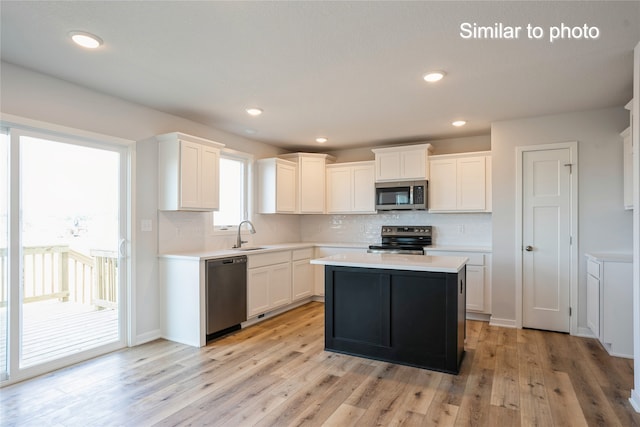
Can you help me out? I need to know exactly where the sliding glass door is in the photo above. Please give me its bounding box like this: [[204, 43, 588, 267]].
[[0, 130, 8, 381], [1, 126, 129, 383]]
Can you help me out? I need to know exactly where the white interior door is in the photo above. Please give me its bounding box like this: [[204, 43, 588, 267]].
[[522, 147, 572, 332]]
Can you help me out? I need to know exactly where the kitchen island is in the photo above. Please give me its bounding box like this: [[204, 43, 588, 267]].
[[311, 253, 467, 374]]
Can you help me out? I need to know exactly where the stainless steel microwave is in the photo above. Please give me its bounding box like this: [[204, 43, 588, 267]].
[[375, 180, 428, 211]]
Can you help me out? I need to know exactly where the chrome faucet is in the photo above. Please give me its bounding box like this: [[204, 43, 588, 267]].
[[233, 220, 256, 249]]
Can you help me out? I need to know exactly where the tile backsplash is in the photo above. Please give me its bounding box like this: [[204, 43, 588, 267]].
[[300, 211, 492, 247], [158, 211, 301, 254], [158, 210, 492, 254]]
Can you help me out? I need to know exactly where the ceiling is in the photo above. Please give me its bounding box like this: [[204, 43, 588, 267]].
[[1, 1, 639, 151]]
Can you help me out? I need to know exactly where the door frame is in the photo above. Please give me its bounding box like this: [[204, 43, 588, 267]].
[[515, 141, 578, 334], [0, 113, 135, 385]]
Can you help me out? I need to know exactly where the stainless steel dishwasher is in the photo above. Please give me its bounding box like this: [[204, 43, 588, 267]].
[[206, 255, 247, 340]]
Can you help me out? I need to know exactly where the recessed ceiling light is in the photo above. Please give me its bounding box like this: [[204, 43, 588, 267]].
[[69, 31, 103, 49], [423, 71, 445, 83], [316, 137, 328, 143], [246, 108, 263, 116], [452, 120, 467, 127]]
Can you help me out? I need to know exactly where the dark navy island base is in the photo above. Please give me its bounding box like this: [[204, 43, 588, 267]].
[[324, 265, 466, 374]]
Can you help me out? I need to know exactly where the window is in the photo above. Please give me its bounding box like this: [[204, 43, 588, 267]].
[[213, 150, 252, 230]]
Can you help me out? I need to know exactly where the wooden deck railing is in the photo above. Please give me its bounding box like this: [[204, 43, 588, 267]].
[[0, 245, 117, 308]]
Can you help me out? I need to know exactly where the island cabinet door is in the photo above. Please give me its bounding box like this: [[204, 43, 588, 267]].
[[325, 269, 392, 349], [390, 273, 450, 366]]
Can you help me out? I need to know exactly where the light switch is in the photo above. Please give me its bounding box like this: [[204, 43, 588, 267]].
[[141, 219, 153, 232]]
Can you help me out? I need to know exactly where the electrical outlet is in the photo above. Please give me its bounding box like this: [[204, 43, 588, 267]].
[[458, 224, 465, 234], [141, 219, 152, 232]]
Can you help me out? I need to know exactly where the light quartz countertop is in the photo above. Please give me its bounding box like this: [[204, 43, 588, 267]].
[[159, 242, 491, 261], [311, 253, 468, 273], [159, 243, 316, 261], [585, 252, 633, 263]]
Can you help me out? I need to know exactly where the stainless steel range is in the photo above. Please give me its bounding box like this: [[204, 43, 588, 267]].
[[367, 226, 432, 255]]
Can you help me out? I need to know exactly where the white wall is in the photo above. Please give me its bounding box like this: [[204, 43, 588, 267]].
[[0, 62, 300, 344], [491, 106, 632, 328]]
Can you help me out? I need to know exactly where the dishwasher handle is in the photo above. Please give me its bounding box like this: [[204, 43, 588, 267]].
[[209, 256, 247, 266]]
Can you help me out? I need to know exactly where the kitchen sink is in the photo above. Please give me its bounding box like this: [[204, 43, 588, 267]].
[[236, 247, 266, 251]]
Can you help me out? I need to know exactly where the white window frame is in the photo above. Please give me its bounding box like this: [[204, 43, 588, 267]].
[[212, 148, 253, 235]]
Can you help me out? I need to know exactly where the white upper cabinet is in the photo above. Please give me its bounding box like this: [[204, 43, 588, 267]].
[[326, 166, 351, 213], [372, 143, 433, 182], [429, 157, 457, 211], [326, 161, 376, 214], [257, 158, 297, 214], [157, 132, 224, 211], [279, 153, 335, 213], [429, 152, 492, 212], [352, 163, 376, 213]]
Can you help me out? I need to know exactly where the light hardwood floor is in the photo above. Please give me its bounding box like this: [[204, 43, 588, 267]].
[[1, 301, 639, 426]]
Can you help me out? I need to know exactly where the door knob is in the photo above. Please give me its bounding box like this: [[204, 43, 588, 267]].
[[525, 245, 533, 252]]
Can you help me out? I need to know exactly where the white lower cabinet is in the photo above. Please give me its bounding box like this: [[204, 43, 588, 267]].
[[586, 253, 633, 358], [246, 247, 316, 320], [586, 272, 600, 338], [465, 265, 485, 312], [425, 250, 491, 315], [247, 251, 292, 318], [159, 257, 206, 347], [247, 266, 270, 317], [292, 248, 314, 301]]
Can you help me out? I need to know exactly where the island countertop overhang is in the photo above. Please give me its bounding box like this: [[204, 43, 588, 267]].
[[311, 253, 467, 273]]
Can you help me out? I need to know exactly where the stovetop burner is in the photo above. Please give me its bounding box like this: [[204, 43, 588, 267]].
[[367, 226, 432, 255]]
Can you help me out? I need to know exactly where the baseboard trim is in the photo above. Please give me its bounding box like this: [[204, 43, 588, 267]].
[[630, 389, 640, 413], [575, 326, 596, 338], [489, 317, 517, 328], [242, 298, 315, 328], [466, 312, 490, 322], [135, 329, 162, 346]]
